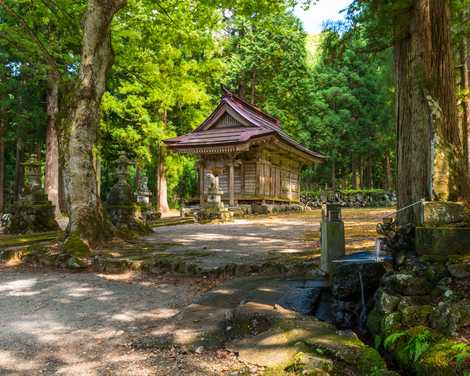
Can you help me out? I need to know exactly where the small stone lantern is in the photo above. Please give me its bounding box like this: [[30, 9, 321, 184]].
[[136, 176, 152, 206], [6, 154, 58, 233], [22, 154, 44, 200]]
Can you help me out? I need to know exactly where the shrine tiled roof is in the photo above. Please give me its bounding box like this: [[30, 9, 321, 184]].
[[164, 88, 326, 162]]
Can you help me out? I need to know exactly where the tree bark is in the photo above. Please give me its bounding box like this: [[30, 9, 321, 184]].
[[385, 154, 393, 191], [0, 121, 5, 213], [158, 150, 170, 214], [251, 70, 256, 105], [63, 0, 127, 245], [14, 137, 24, 201], [460, 35, 470, 176], [156, 110, 170, 214], [45, 68, 60, 215], [351, 155, 359, 189], [331, 159, 336, 191], [395, 0, 467, 223]]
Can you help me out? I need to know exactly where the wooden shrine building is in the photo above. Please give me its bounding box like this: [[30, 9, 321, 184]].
[[164, 88, 326, 206]]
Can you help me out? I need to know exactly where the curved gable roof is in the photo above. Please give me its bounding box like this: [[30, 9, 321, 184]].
[[164, 87, 326, 163]]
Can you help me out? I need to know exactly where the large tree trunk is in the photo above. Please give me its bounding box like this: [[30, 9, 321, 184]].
[[63, 0, 127, 245], [385, 154, 393, 191], [331, 159, 336, 191], [395, 0, 467, 223], [351, 155, 359, 189], [0, 121, 4, 213], [14, 137, 24, 201], [251, 70, 256, 105], [158, 151, 170, 214], [45, 68, 60, 216], [460, 35, 470, 176], [156, 110, 170, 214]]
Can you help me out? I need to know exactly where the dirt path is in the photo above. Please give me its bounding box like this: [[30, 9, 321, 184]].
[[0, 209, 393, 375], [146, 208, 393, 269], [0, 268, 243, 376]]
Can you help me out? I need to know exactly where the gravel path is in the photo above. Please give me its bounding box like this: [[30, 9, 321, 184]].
[[0, 268, 240, 376], [146, 209, 393, 269], [0, 209, 392, 375]]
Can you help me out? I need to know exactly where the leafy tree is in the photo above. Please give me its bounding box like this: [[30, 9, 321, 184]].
[[101, 0, 224, 211]]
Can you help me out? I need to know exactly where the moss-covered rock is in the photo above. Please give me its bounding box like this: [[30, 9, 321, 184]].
[[382, 312, 404, 337], [63, 232, 91, 258], [6, 201, 59, 234], [400, 305, 433, 328], [424, 262, 449, 283], [416, 340, 470, 376], [357, 346, 387, 376], [367, 308, 384, 336], [429, 300, 467, 337], [447, 263, 470, 279], [383, 273, 432, 296]]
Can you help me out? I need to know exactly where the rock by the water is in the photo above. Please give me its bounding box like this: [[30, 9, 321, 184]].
[[447, 263, 470, 279], [331, 262, 386, 300], [294, 352, 334, 373], [375, 288, 400, 314], [382, 273, 432, 296], [278, 287, 322, 315]]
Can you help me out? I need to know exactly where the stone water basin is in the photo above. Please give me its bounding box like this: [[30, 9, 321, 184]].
[[279, 250, 392, 330]]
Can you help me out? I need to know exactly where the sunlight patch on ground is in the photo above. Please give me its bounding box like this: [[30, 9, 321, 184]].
[[0, 350, 40, 371], [0, 278, 38, 292]]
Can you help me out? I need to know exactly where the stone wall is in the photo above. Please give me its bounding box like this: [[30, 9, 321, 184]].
[[367, 254, 470, 375]]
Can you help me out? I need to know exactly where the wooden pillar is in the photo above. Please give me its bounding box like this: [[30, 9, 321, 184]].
[[229, 162, 235, 207], [198, 161, 205, 205]]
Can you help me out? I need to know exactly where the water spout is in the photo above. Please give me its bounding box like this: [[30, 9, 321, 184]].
[[375, 238, 380, 262], [358, 268, 368, 335]]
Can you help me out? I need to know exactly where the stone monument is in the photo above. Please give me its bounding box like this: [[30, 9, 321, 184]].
[[135, 175, 160, 222], [106, 152, 140, 231], [320, 204, 345, 273], [136, 176, 151, 206], [198, 171, 232, 222], [6, 154, 59, 234]]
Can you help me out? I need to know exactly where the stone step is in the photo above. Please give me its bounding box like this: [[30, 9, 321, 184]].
[[149, 216, 196, 227]]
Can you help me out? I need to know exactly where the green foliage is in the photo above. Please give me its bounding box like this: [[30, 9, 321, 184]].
[[451, 343, 470, 365], [0, 0, 397, 211], [385, 327, 436, 364], [384, 331, 407, 351], [405, 328, 434, 362]]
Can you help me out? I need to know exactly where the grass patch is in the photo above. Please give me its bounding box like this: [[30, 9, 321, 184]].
[[0, 231, 60, 248]]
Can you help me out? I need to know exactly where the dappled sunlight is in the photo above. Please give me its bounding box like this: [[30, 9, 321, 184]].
[[0, 278, 38, 293], [112, 307, 179, 322], [0, 268, 211, 375], [0, 350, 41, 371]]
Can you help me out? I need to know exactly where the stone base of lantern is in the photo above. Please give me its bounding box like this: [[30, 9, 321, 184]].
[[6, 195, 59, 234], [106, 204, 151, 237], [198, 201, 233, 222]]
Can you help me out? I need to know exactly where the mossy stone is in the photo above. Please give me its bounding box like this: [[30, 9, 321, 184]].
[[63, 232, 91, 258], [416, 340, 470, 376], [367, 308, 384, 336], [401, 305, 433, 328], [357, 346, 387, 376], [382, 312, 404, 337]]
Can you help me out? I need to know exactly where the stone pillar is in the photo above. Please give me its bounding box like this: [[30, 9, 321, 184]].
[[320, 204, 345, 274], [229, 162, 235, 207]]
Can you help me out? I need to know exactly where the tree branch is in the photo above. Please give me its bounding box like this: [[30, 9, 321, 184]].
[[0, 0, 58, 68], [152, 1, 175, 24], [39, 0, 82, 32]]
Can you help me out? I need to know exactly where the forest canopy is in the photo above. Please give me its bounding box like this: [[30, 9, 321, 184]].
[[0, 0, 398, 215]]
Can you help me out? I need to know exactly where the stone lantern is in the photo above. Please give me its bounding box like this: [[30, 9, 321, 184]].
[[136, 176, 152, 206], [106, 152, 149, 231], [6, 154, 58, 234], [23, 154, 42, 193]]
